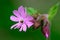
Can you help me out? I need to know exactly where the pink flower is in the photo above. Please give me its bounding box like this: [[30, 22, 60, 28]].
[[10, 6, 34, 32]]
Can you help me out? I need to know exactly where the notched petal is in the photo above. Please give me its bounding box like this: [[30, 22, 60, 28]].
[[10, 15, 19, 22], [26, 21, 33, 28], [13, 10, 20, 18]]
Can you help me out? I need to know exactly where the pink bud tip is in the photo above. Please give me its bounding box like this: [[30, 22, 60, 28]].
[[45, 33, 48, 38]]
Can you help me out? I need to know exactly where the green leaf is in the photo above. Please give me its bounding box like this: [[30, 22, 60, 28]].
[[48, 3, 59, 21], [25, 7, 37, 15]]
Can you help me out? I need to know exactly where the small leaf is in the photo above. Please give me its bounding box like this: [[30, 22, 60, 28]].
[[25, 7, 37, 15], [48, 3, 59, 21]]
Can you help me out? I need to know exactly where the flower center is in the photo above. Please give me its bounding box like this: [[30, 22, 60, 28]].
[[20, 20, 23, 23]]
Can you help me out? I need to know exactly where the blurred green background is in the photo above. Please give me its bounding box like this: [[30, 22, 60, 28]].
[[0, 0, 60, 40]]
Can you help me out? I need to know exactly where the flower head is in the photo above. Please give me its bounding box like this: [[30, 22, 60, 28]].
[[10, 6, 34, 32]]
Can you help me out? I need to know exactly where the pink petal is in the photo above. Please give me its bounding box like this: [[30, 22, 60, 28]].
[[22, 24, 27, 32], [25, 15, 34, 20], [13, 10, 21, 18], [10, 23, 18, 29], [10, 16, 19, 22], [14, 23, 22, 29], [19, 27, 23, 31], [18, 6, 27, 18], [25, 21, 33, 28]]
